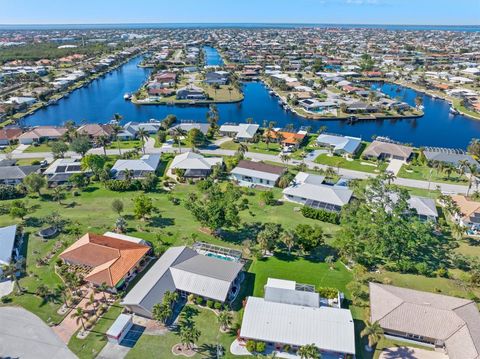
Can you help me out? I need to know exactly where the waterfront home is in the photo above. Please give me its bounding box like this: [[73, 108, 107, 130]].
[[0, 225, 18, 271], [316, 134, 362, 156], [238, 278, 355, 357], [76, 124, 113, 140], [44, 158, 86, 187], [17, 126, 68, 145], [0, 164, 41, 185], [111, 154, 161, 179], [176, 85, 206, 100], [146, 84, 176, 97], [230, 160, 285, 188], [204, 71, 229, 85], [218, 123, 259, 142], [283, 172, 353, 212], [170, 122, 210, 135], [121, 245, 244, 318], [362, 140, 413, 162], [423, 148, 479, 168], [345, 101, 378, 114], [0, 128, 22, 146], [369, 283, 480, 359], [450, 195, 480, 229], [153, 72, 177, 86], [168, 151, 223, 179], [384, 193, 438, 222], [117, 121, 162, 140], [264, 130, 306, 151], [59, 233, 150, 290], [298, 99, 338, 114], [3, 96, 36, 109]]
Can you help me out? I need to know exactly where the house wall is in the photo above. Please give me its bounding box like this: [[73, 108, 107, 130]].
[[124, 304, 153, 319], [283, 194, 342, 212], [231, 173, 276, 188]]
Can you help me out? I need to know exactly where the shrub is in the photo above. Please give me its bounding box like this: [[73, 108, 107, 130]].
[[301, 206, 339, 224], [214, 301, 222, 310], [283, 344, 291, 352], [0, 184, 25, 200], [317, 287, 338, 299], [31, 160, 41, 165], [195, 296, 204, 305], [246, 340, 257, 353], [104, 179, 141, 192], [260, 190, 276, 206], [206, 299, 214, 308], [187, 294, 195, 303], [435, 267, 449, 278], [1, 295, 12, 303], [256, 341, 266, 353]]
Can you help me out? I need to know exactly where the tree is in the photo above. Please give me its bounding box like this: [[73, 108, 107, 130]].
[[96, 135, 109, 156], [152, 302, 172, 324], [71, 307, 88, 331], [361, 321, 384, 350], [111, 124, 123, 156], [137, 127, 149, 154], [157, 130, 167, 144], [51, 141, 69, 158], [468, 138, 480, 158], [172, 127, 186, 153], [81, 154, 106, 176], [280, 153, 290, 168], [36, 284, 51, 299], [133, 194, 154, 220], [257, 223, 282, 255], [187, 128, 205, 148], [111, 199, 124, 215], [179, 322, 201, 350], [1, 260, 24, 293], [217, 310, 232, 331], [52, 185, 65, 204], [23, 173, 46, 196], [9, 200, 27, 220], [98, 282, 109, 303], [70, 135, 92, 157], [280, 230, 296, 254], [295, 224, 324, 253], [260, 190, 275, 206], [69, 173, 88, 189], [297, 344, 319, 359], [384, 171, 396, 185], [325, 255, 335, 270], [450, 223, 464, 241], [115, 217, 127, 233]]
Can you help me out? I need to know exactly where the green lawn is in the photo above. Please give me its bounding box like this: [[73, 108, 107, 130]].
[[314, 153, 386, 173], [15, 158, 45, 165], [127, 305, 238, 359], [220, 140, 281, 155], [398, 164, 468, 184], [68, 303, 124, 359], [24, 142, 53, 153], [106, 140, 143, 150]]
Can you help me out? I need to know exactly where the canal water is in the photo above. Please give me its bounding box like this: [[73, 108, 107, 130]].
[[21, 54, 480, 149], [204, 46, 224, 66]]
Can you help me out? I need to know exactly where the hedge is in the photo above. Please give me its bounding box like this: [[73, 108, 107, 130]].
[[301, 206, 339, 224], [0, 184, 25, 200], [104, 179, 141, 192]]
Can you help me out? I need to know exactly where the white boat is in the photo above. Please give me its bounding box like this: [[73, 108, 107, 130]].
[[123, 93, 132, 100], [450, 106, 459, 115], [268, 91, 274, 96]]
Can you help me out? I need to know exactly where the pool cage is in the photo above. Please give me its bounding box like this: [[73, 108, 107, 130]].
[[192, 242, 243, 262]]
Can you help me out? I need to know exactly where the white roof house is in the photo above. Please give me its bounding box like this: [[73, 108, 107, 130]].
[[0, 225, 16, 266], [169, 152, 222, 178], [240, 278, 355, 356], [316, 134, 362, 155], [219, 123, 259, 140], [122, 246, 243, 318], [111, 154, 161, 179], [283, 172, 353, 212]]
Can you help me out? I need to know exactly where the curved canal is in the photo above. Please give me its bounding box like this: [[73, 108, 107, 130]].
[[21, 55, 480, 149]]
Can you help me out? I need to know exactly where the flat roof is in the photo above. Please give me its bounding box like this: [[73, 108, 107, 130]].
[[0, 225, 16, 265], [106, 313, 132, 337]]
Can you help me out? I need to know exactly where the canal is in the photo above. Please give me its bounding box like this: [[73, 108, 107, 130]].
[[21, 54, 480, 149]]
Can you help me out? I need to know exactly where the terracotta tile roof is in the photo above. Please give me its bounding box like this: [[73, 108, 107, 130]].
[[76, 124, 113, 138], [0, 128, 22, 141], [265, 130, 306, 145], [60, 233, 150, 287], [451, 195, 480, 223]]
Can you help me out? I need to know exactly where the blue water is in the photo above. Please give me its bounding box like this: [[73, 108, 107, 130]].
[[1, 23, 479, 32], [204, 45, 224, 66], [21, 54, 480, 149]]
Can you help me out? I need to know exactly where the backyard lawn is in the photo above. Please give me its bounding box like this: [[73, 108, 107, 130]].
[[220, 140, 281, 155], [314, 153, 386, 173], [24, 142, 53, 153], [106, 139, 143, 150], [398, 164, 468, 184]]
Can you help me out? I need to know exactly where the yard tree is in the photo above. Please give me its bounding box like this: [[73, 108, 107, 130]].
[[71, 307, 88, 331], [298, 344, 319, 359], [361, 321, 384, 351], [152, 302, 172, 324], [187, 128, 205, 148], [137, 127, 149, 154], [133, 194, 154, 220], [70, 135, 92, 157], [68, 173, 88, 189], [294, 224, 324, 253], [257, 223, 282, 255], [157, 130, 167, 144], [1, 260, 24, 293], [111, 199, 124, 215], [80, 154, 106, 176], [9, 200, 27, 220], [280, 230, 296, 254], [217, 310, 232, 331], [259, 190, 276, 206], [179, 321, 201, 350], [23, 172, 46, 196], [51, 140, 69, 158]]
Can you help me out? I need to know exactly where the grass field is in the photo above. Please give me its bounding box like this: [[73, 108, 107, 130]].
[[314, 153, 387, 173], [220, 140, 281, 155], [24, 142, 53, 153], [398, 164, 468, 184], [106, 140, 143, 150]]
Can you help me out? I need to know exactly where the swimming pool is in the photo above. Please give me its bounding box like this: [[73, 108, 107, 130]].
[[206, 252, 235, 262]]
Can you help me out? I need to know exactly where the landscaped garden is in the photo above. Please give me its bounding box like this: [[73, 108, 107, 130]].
[[314, 153, 387, 173], [398, 163, 468, 184]]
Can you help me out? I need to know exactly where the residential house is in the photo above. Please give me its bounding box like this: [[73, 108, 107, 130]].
[[204, 71, 229, 85], [370, 283, 480, 359], [265, 130, 306, 151], [0, 225, 18, 272], [283, 172, 353, 212], [170, 122, 210, 135], [76, 124, 113, 140], [44, 158, 85, 186], [230, 160, 285, 188], [218, 123, 259, 142], [121, 245, 244, 318], [0, 164, 41, 185], [17, 126, 67, 145], [450, 195, 480, 229], [423, 148, 479, 168], [176, 86, 206, 100], [0, 128, 22, 146], [316, 134, 362, 156], [111, 154, 161, 179], [362, 140, 413, 162], [238, 278, 355, 357], [118, 122, 161, 141], [59, 233, 150, 290], [168, 152, 222, 178]]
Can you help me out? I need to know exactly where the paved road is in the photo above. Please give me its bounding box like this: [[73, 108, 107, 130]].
[[0, 141, 469, 194], [0, 306, 76, 359]]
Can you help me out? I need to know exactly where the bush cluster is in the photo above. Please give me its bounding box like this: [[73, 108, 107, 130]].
[[301, 206, 340, 224]]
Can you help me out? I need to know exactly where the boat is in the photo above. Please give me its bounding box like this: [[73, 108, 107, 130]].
[[449, 106, 459, 115], [268, 91, 274, 96], [123, 93, 132, 100]]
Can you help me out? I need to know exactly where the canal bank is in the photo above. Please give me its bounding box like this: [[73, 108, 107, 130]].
[[21, 55, 480, 149]]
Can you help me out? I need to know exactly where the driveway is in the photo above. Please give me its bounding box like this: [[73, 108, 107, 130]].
[[0, 279, 13, 297], [0, 306, 76, 359], [379, 346, 448, 359], [386, 159, 404, 175]]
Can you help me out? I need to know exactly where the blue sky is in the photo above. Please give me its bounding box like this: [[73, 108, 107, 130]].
[[0, 0, 478, 25]]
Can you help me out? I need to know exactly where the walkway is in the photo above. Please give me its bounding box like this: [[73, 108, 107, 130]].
[[52, 286, 108, 343], [379, 346, 448, 359], [0, 306, 76, 359]]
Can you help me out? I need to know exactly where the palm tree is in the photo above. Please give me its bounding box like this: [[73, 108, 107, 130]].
[[280, 153, 291, 169], [324, 167, 336, 182], [217, 310, 232, 331], [172, 127, 187, 153], [71, 307, 88, 331], [179, 323, 201, 350], [52, 186, 65, 204], [297, 344, 319, 359], [137, 127, 149, 154], [111, 124, 123, 156], [55, 284, 68, 306], [451, 223, 465, 241], [361, 320, 384, 351], [467, 164, 478, 197], [113, 113, 123, 123], [384, 171, 396, 185], [280, 230, 295, 254], [2, 260, 24, 293], [97, 282, 109, 303], [96, 135, 109, 156], [123, 169, 134, 183], [236, 143, 248, 157], [153, 302, 172, 324]]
